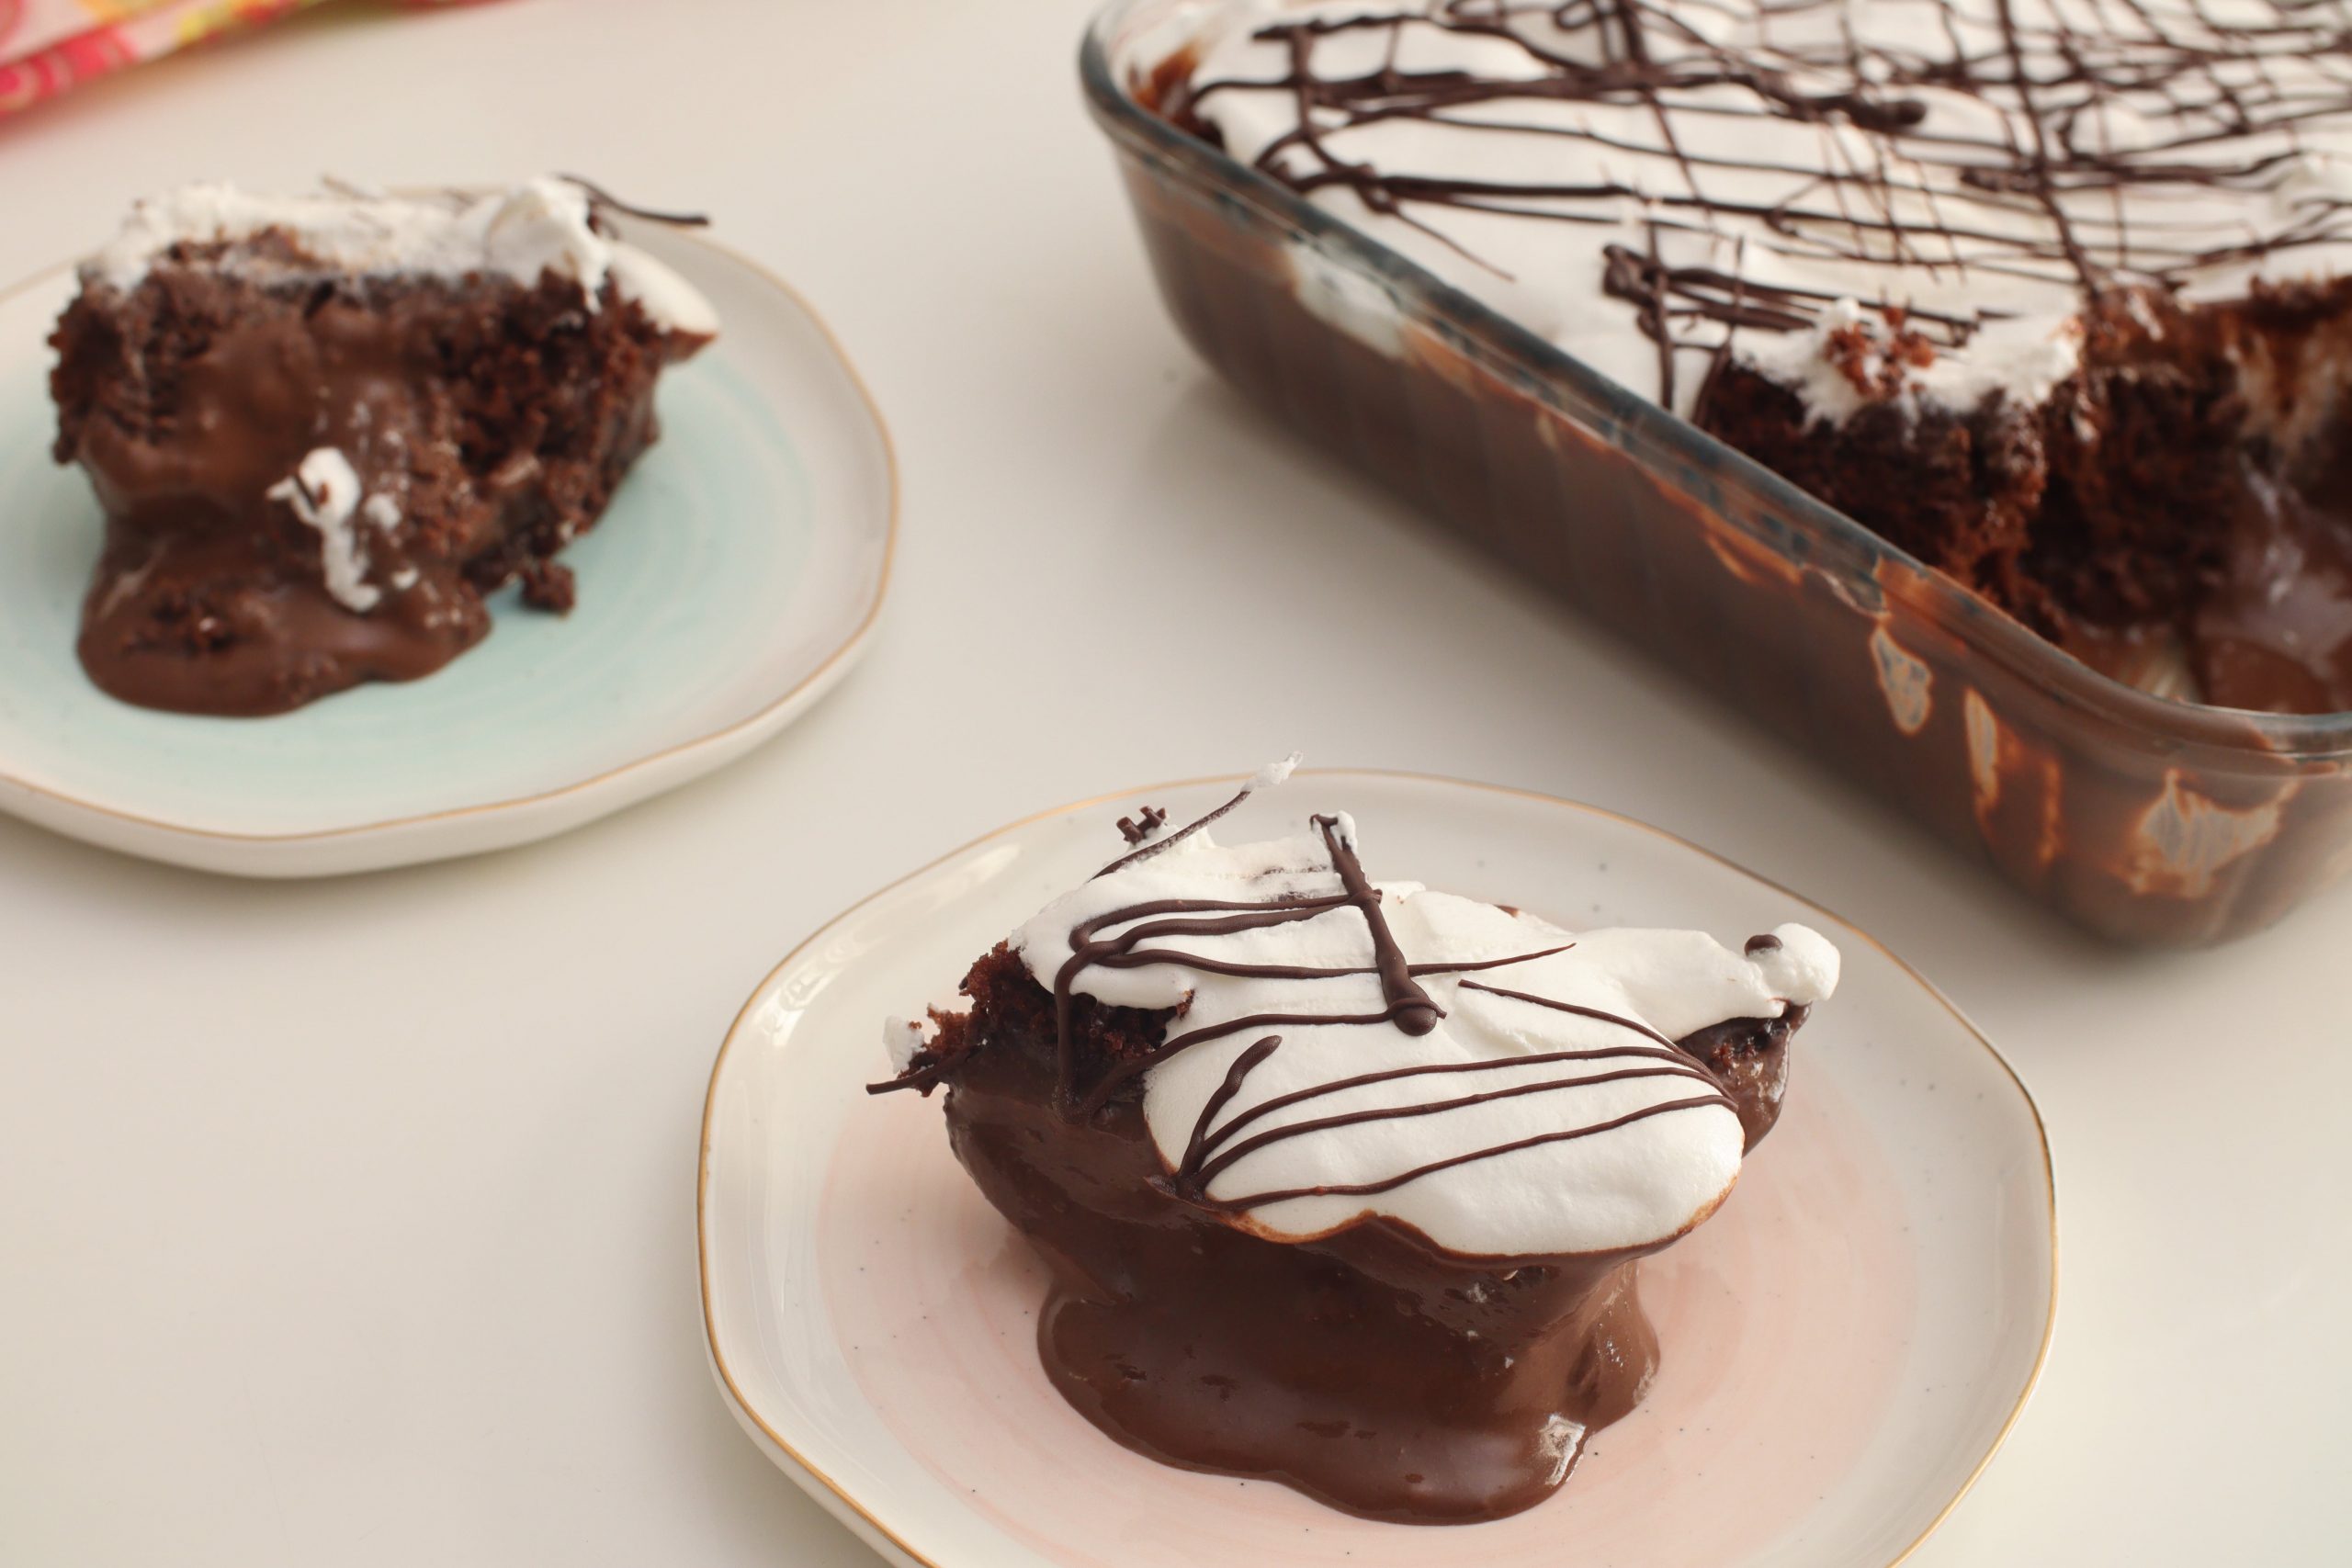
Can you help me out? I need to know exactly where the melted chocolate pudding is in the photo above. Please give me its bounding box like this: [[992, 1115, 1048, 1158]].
[[48, 185, 712, 716], [875, 783, 1832, 1523]]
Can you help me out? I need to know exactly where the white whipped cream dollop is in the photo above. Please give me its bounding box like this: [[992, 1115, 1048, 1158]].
[[1181, 0, 2352, 420], [1736, 303, 2086, 427], [266, 448, 379, 613], [883, 1016, 934, 1075], [85, 176, 718, 336], [1012, 811, 1838, 1259]]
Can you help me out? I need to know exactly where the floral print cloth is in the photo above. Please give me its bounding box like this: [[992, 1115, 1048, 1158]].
[[0, 0, 481, 120]]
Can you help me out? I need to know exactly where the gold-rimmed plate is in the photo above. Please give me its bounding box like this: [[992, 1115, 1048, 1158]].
[[0, 221, 894, 876], [699, 770, 2055, 1567]]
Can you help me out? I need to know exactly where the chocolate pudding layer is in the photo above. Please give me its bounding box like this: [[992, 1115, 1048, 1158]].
[[48, 180, 715, 716], [874, 770, 1839, 1522]]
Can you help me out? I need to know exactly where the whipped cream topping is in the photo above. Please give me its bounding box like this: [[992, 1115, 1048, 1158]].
[[1177, 0, 2352, 417], [266, 448, 379, 613], [85, 176, 718, 336], [1010, 788, 1838, 1258], [1736, 303, 2085, 428], [884, 1016, 934, 1075]]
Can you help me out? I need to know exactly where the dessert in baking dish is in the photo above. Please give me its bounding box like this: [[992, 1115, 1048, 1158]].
[[1154, 0, 2352, 713], [49, 176, 717, 715], [872, 761, 1838, 1521]]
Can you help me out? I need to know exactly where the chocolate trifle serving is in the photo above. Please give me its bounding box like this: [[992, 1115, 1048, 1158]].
[[871, 761, 1839, 1522], [49, 176, 717, 715], [1150, 0, 2352, 713]]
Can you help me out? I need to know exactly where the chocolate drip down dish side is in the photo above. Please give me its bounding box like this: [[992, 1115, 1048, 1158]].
[[1145, 0, 2352, 715], [870, 760, 1840, 1523], [48, 176, 718, 716]]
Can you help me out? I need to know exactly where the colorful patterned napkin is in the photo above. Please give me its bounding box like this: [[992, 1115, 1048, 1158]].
[[0, 0, 482, 121]]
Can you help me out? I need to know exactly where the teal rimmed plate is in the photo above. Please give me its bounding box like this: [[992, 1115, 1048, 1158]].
[[0, 220, 894, 876]]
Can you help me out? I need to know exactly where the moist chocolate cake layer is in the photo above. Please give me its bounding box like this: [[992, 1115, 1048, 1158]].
[[1697, 286, 2352, 713], [51, 265, 695, 715]]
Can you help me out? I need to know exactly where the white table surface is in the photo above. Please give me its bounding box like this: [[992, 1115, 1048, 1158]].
[[1, 2, 2345, 1562]]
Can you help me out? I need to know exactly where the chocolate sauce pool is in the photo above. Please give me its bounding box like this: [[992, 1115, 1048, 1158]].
[[940, 1017, 1792, 1523]]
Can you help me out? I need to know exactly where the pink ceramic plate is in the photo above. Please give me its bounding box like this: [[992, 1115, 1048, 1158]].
[[699, 772, 2055, 1567]]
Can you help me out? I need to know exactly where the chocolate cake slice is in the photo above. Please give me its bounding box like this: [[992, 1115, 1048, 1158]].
[[1156, 1, 2352, 713], [872, 761, 1839, 1523], [49, 177, 718, 715]]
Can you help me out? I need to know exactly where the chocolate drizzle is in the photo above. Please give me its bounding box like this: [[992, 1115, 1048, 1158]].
[[554, 173, 713, 229], [1025, 790, 1777, 1237], [1114, 804, 1169, 844], [1165, 1021, 1731, 1212], [1091, 771, 1271, 877], [1047, 794, 1585, 1118], [1312, 812, 1441, 1034], [1177, 0, 2352, 404]]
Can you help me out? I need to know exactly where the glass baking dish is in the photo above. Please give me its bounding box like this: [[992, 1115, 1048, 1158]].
[[1080, 0, 2352, 947]]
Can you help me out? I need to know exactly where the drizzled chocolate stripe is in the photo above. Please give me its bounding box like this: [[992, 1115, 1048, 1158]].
[[1162, 988, 1728, 1210], [1053, 895, 1349, 1102], [1079, 1007, 1403, 1118], [1093, 767, 1283, 879], [1043, 790, 1743, 1228], [555, 174, 711, 229], [1058, 893, 1571, 1114], [1456, 977, 1679, 1046], [1052, 801, 1541, 1113], [1183, 1055, 1725, 1196], [1180, 0, 2352, 403], [1196, 1036, 1709, 1146], [1312, 813, 1440, 1034], [1176, 1034, 1285, 1182], [1190, 1088, 1737, 1213]]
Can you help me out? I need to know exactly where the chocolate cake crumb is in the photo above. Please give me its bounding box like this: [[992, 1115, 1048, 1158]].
[[516, 559, 578, 615], [888, 944, 1178, 1105]]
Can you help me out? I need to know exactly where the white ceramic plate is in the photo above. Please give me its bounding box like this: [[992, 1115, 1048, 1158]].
[[699, 771, 2056, 1568], [0, 220, 894, 876]]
